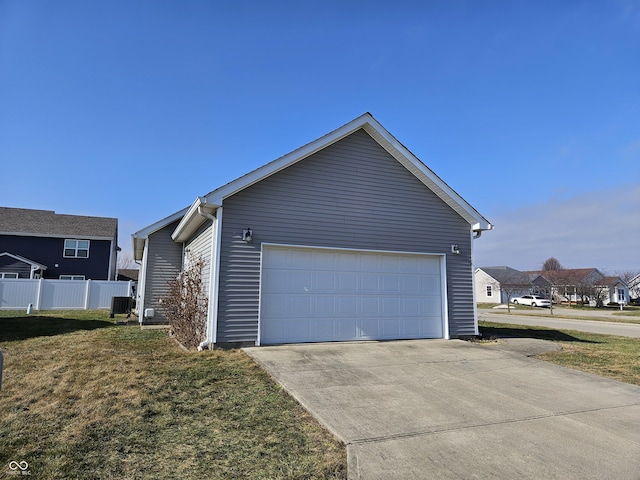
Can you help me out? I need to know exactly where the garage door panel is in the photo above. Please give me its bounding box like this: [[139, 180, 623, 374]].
[[381, 275, 400, 292], [338, 296, 357, 315], [422, 298, 442, 316], [315, 296, 335, 315], [361, 297, 379, 314], [403, 318, 421, 336], [379, 255, 399, 273], [290, 318, 311, 339], [337, 252, 358, 269], [338, 272, 357, 291], [361, 274, 379, 292], [290, 297, 312, 316], [260, 246, 444, 344], [382, 318, 401, 337], [382, 298, 399, 314], [401, 276, 422, 294], [262, 270, 288, 293], [313, 272, 336, 291], [420, 275, 441, 295]]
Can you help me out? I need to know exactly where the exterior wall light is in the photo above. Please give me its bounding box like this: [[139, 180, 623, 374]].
[[243, 228, 253, 243], [451, 244, 460, 255]]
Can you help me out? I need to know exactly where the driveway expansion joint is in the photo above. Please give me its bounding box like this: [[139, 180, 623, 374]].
[[346, 402, 640, 447]]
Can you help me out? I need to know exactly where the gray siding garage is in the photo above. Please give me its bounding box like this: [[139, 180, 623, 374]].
[[138, 113, 492, 345]]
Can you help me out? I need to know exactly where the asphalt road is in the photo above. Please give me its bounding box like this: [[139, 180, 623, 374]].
[[479, 308, 640, 338]]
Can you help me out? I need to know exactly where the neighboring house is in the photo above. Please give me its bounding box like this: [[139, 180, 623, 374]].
[[629, 273, 640, 301], [475, 266, 548, 304], [476, 266, 630, 306], [0, 207, 119, 280], [0, 252, 47, 279], [133, 113, 493, 346], [599, 276, 630, 305]]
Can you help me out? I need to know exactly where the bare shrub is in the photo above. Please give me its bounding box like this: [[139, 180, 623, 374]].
[[163, 256, 208, 350]]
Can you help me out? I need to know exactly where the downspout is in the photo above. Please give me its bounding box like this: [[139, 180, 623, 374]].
[[197, 205, 217, 351], [470, 229, 480, 336]]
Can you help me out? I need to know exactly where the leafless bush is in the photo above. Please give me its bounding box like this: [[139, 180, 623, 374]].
[[163, 256, 208, 350]]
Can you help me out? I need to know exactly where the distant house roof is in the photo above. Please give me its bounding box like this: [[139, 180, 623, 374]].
[[0, 252, 47, 271], [117, 269, 139, 282], [478, 266, 532, 285], [0, 207, 117, 239], [600, 276, 627, 287], [525, 268, 602, 284]]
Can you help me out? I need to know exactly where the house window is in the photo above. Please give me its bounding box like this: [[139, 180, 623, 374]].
[[486, 285, 492, 297], [64, 239, 90, 258], [60, 275, 85, 280], [0, 273, 19, 279], [617, 288, 625, 303]]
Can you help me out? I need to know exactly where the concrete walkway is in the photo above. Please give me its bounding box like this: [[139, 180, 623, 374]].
[[479, 309, 640, 338], [245, 339, 640, 480]]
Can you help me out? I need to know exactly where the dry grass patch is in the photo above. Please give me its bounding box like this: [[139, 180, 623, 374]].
[[0, 312, 346, 479], [479, 321, 640, 386]]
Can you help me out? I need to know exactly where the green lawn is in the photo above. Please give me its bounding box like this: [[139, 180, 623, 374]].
[[0, 311, 346, 479], [479, 321, 640, 386]]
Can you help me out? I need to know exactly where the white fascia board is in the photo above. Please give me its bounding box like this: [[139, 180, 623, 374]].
[[361, 118, 492, 231], [0, 252, 47, 270], [171, 197, 220, 243], [175, 112, 492, 238], [205, 113, 376, 205]]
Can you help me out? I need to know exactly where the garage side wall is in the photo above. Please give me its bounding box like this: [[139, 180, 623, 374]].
[[217, 129, 474, 343], [141, 221, 183, 324], [184, 222, 212, 296]]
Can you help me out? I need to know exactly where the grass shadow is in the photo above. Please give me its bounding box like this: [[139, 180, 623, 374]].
[[479, 324, 602, 344], [0, 316, 115, 342]]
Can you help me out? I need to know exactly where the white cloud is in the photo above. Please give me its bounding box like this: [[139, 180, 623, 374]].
[[474, 183, 640, 273]]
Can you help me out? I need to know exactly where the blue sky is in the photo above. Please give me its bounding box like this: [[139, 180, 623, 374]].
[[1, 0, 638, 272]]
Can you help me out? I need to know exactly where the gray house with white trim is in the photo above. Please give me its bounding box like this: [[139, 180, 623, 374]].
[[133, 113, 492, 346]]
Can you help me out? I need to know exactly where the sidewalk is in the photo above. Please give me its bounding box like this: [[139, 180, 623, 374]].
[[479, 308, 640, 338]]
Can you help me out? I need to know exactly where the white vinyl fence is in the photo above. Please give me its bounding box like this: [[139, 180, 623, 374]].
[[0, 279, 134, 310]]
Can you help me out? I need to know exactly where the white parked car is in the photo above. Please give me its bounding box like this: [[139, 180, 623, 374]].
[[510, 295, 551, 307]]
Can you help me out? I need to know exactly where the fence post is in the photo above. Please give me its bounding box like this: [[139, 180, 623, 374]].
[[84, 279, 91, 310], [35, 278, 43, 310]]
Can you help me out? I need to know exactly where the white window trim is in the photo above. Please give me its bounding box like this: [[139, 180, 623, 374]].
[[486, 285, 492, 297], [64, 239, 90, 258], [59, 275, 86, 280], [0, 272, 19, 279]]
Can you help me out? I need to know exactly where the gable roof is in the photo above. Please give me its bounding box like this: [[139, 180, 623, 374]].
[[526, 268, 603, 284], [477, 266, 532, 285], [172, 113, 493, 242], [0, 252, 47, 271], [0, 207, 117, 240], [600, 276, 627, 287], [132, 208, 188, 261], [117, 268, 139, 281]]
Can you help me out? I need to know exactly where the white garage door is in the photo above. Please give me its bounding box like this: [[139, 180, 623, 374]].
[[259, 245, 445, 345]]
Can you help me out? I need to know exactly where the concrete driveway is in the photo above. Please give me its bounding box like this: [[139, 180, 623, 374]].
[[245, 339, 640, 480]]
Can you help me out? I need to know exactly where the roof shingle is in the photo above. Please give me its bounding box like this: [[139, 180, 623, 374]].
[[0, 207, 117, 239]]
